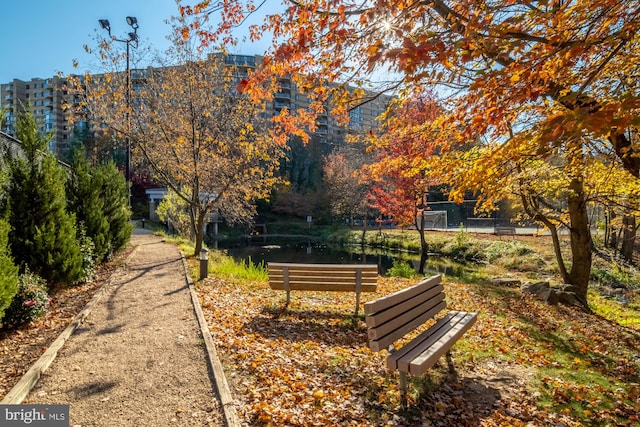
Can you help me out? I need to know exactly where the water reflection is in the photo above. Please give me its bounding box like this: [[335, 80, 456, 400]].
[[213, 237, 473, 278]]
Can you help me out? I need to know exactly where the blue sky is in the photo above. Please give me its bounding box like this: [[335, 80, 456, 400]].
[[0, 0, 270, 84]]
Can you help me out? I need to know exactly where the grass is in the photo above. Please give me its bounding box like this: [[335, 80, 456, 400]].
[[588, 290, 640, 329], [157, 230, 269, 283], [206, 251, 268, 283]]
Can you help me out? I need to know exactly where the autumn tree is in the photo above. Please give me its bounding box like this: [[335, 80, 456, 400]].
[[322, 144, 372, 225], [72, 14, 284, 254], [365, 90, 442, 254], [184, 0, 640, 309]]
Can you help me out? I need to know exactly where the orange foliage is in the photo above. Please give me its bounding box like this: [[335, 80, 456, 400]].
[[182, 0, 640, 177]]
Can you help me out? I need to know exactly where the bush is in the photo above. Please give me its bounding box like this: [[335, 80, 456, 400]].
[[77, 225, 97, 283], [2, 269, 49, 328], [94, 161, 133, 256], [66, 149, 111, 263], [386, 259, 420, 278]]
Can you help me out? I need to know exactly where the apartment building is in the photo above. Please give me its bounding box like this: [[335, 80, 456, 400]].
[[0, 76, 78, 157], [1, 54, 392, 158], [222, 54, 392, 145]]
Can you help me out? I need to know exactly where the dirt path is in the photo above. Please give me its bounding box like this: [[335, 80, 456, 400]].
[[23, 231, 224, 426]]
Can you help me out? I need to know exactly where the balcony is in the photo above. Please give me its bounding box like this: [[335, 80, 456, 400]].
[[278, 79, 291, 90], [4, 84, 13, 92], [131, 69, 148, 81], [316, 125, 328, 135], [225, 55, 256, 67], [274, 100, 290, 109], [275, 89, 291, 100]]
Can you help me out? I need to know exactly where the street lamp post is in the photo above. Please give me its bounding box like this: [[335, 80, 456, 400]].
[[99, 17, 139, 206]]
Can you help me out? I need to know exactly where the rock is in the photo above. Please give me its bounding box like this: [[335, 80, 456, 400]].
[[522, 282, 582, 307], [492, 278, 522, 287], [521, 281, 551, 301], [554, 284, 580, 306]]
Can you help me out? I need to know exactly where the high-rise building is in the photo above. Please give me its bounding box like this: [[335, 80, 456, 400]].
[[1, 76, 76, 157], [221, 54, 392, 145], [1, 54, 392, 158]]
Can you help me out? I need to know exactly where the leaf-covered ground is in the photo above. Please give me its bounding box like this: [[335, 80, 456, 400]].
[[197, 273, 640, 426]]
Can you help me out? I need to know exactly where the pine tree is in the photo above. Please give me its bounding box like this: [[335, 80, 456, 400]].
[[93, 161, 132, 257], [4, 109, 84, 285], [0, 219, 19, 323], [67, 149, 111, 263]]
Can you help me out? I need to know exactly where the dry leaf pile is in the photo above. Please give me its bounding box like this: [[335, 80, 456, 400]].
[[198, 275, 640, 426]]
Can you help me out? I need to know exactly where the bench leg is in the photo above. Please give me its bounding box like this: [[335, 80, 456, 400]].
[[399, 372, 408, 406], [446, 350, 454, 373], [286, 289, 291, 306]]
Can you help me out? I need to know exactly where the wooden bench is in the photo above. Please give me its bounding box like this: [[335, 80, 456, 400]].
[[267, 262, 378, 316], [495, 226, 516, 237], [364, 275, 477, 401]]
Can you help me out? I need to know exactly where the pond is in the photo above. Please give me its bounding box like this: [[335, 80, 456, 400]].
[[211, 236, 475, 279]]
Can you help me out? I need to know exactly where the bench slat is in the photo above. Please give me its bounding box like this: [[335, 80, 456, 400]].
[[365, 283, 444, 328], [268, 262, 378, 272], [269, 273, 378, 282], [368, 299, 446, 352], [387, 312, 459, 371], [269, 282, 378, 292], [409, 311, 477, 375], [364, 275, 441, 315], [389, 311, 477, 375]]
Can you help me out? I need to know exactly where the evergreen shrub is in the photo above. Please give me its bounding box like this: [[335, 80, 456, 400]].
[[0, 219, 19, 323]]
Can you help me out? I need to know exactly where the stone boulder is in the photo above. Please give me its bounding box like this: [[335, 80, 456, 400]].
[[521, 281, 581, 307], [491, 278, 522, 287]]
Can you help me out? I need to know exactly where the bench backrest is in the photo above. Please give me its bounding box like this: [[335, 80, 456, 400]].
[[267, 262, 378, 292], [364, 275, 445, 352]]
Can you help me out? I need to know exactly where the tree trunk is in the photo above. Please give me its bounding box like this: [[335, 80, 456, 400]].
[[417, 210, 429, 275], [193, 209, 206, 256], [605, 209, 616, 249], [621, 215, 636, 263], [418, 251, 428, 275], [546, 222, 568, 283], [519, 175, 590, 312], [565, 177, 592, 311]]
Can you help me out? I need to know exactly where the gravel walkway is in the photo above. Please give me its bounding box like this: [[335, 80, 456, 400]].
[[23, 231, 225, 426]]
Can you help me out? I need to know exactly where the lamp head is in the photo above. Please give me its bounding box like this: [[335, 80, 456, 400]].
[[99, 19, 111, 32], [126, 16, 138, 29]]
